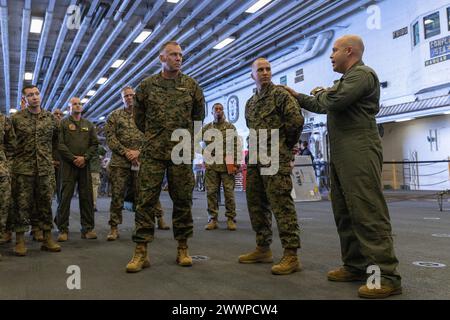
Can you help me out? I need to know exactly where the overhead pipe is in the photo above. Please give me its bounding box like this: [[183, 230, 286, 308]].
[[39, 0, 77, 107], [17, 0, 31, 108], [85, 0, 259, 118], [43, 0, 100, 109], [52, 0, 121, 110], [0, 0, 10, 114], [33, 0, 56, 85], [60, 0, 156, 112], [113, 0, 131, 22]]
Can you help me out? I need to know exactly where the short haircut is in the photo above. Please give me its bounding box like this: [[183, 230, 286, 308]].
[[22, 84, 38, 95], [121, 86, 134, 95], [160, 41, 180, 53]]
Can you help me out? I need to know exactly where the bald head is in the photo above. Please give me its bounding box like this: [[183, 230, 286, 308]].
[[330, 35, 365, 74], [251, 58, 272, 90], [69, 97, 83, 116]]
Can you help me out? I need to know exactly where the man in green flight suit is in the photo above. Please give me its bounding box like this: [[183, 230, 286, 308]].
[[239, 58, 304, 275], [284, 35, 402, 298], [126, 41, 205, 272], [201, 103, 241, 231], [55, 97, 99, 241]]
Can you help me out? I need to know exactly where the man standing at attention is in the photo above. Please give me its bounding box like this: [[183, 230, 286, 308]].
[[284, 35, 402, 298], [126, 41, 205, 272], [239, 58, 304, 276]]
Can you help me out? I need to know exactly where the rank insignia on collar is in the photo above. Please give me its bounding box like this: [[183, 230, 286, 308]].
[[68, 124, 76, 131], [81, 127, 89, 131]]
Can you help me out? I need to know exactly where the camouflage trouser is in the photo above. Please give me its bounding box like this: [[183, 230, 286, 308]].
[[91, 172, 100, 208], [246, 166, 300, 249], [205, 168, 236, 221], [0, 176, 11, 234], [13, 174, 54, 233], [109, 166, 163, 226], [133, 158, 194, 243]]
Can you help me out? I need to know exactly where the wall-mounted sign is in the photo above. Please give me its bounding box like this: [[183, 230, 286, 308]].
[[280, 75, 287, 85], [430, 35, 450, 58], [227, 95, 239, 124], [425, 53, 450, 66], [393, 27, 408, 39]]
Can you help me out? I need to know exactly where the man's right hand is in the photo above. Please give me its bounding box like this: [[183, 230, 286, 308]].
[[125, 150, 140, 162]]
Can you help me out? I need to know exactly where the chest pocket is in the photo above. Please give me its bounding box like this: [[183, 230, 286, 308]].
[[259, 98, 282, 130]]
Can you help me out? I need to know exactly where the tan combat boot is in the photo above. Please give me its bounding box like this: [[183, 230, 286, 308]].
[[14, 232, 27, 256], [238, 246, 273, 264], [271, 249, 302, 275], [107, 226, 119, 241], [31, 227, 44, 242], [126, 243, 150, 273], [227, 218, 236, 231], [81, 230, 97, 239], [358, 284, 402, 299], [176, 240, 193, 267], [41, 230, 62, 252], [57, 232, 68, 242], [157, 217, 170, 230], [0, 231, 12, 244], [327, 267, 367, 282], [204, 219, 218, 230]]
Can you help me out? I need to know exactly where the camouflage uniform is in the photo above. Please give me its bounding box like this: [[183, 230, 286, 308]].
[[201, 120, 239, 222], [11, 109, 59, 233], [105, 108, 165, 226], [0, 114, 15, 236], [133, 72, 205, 243], [296, 61, 401, 287], [55, 116, 98, 233], [245, 83, 303, 249], [90, 145, 106, 209]]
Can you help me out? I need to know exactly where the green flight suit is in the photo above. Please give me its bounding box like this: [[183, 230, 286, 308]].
[[56, 116, 98, 233], [296, 61, 401, 287], [245, 83, 303, 249], [133, 72, 205, 243]]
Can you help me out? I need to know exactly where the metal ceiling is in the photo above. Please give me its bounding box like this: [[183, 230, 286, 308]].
[[0, 0, 376, 120]]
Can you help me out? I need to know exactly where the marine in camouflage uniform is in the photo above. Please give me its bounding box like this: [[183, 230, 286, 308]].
[[285, 35, 401, 298], [10, 85, 61, 255], [238, 58, 303, 276], [126, 41, 205, 272], [0, 113, 16, 259], [200, 103, 240, 231], [105, 87, 169, 242]]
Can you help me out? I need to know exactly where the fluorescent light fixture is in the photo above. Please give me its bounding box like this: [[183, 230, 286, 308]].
[[24, 72, 33, 81], [245, 0, 272, 13], [444, 111, 450, 115], [213, 37, 236, 50], [111, 59, 125, 68], [81, 98, 89, 104], [63, 110, 69, 115], [97, 77, 108, 85], [99, 116, 105, 121], [134, 29, 152, 43], [87, 90, 96, 97], [167, 0, 180, 3], [10, 108, 18, 114], [395, 118, 414, 122], [424, 19, 433, 25], [30, 17, 44, 33]]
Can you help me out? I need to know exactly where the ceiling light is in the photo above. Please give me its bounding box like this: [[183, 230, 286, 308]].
[[99, 116, 105, 121], [245, 0, 272, 13], [97, 77, 108, 85], [213, 37, 236, 50], [424, 19, 434, 25], [111, 59, 125, 69], [167, 0, 180, 3], [395, 118, 414, 122], [81, 98, 89, 104], [30, 17, 44, 33], [134, 29, 152, 43], [444, 111, 450, 115], [63, 110, 69, 115], [24, 72, 33, 81], [87, 90, 96, 97], [10, 108, 18, 114]]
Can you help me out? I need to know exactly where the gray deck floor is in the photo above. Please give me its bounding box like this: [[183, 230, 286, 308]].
[[1, 191, 449, 300]]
